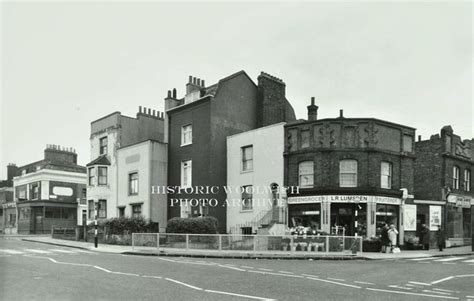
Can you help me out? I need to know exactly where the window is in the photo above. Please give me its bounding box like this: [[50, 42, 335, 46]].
[[31, 183, 39, 200], [181, 124, 192, 146], [118, 207, 125, 217], [403, 135, 413, 152], [99, 136, 108, 155], [45, 208, 60, 219], [62, 208, 75, 220], [241, 146, 253, 172], [301, 130, 310, 148], [80, 188, 87, 205], [88, 167, 96, 186], [98, 199, 107, 218], [181, 160, 192, 187], [98, 167, 107, 185], [340, 160, 358, 187], [129, 172, 138, 195], [453, 166, 460, 189], [298, 161, 314, 188], [464, 169, 470, 191], [132, 204, 142, 218], [88, 200, 95, 219], [21, 169, 26, 175], [381, 162, 392, 189], [241, 186, 253, 211]]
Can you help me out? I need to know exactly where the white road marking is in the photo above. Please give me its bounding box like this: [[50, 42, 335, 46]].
[[388, 285, 412, 290], [48, 249, 77, 254], [142, 275, 162, 279], [0, 249, 25, 254], [409, 281, 431, 286], [327, 277, 346, 282], [24, 249, 52, 254], [366, 288, 459, 299], [462, 259, 474, 263], [442, 263, 457, 265], [433, 288, 459, 293], [258, 268, 273, 271], [94, 266, 112, 273], [109, 271, 140, 276], [306, 277, 361, 289], [466, 296, 474, 298], [422, 290, 452, 295], [434, 257, 468, 262], [72, 249, 95, 254], [431, 274, 474, 285], [406, 283, 423, 287], [204, 289, 275, 301], [241, 266, 254, 269], [165, 278, 203, 291], [278, 271, 294, 274], [301, 273, 319, 278], [248, 270, 304, 278], [354, 281, 375, 285], [218, 265, 246, 271], [409, 257, 436, 261]]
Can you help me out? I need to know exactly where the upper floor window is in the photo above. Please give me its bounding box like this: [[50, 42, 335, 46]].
[[98, 199, 107, 218], [99, 136, 108, 155], [241, 145, 253, 172], [132, 204, 142, 218], [129, 172, 138, 195], [98, 167, 107, 185], [21, 169, 26, 175], [181, 160, 192, 188], [453, 166, 460, 189], [403, 135, 413, 152], [340, 159, 358, 187], [298, 161, 314, 188], [380, 162, 393, 189], [181, 124, 192, 146], [464, 169, 471, 191], [241, 185, 253, 211], [301, 130, 310, 148], [31, 183, 39, 200], [88, 167, 96, 186]]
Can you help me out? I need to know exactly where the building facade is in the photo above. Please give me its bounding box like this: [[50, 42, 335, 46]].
[[226, 123, 286, 234], [116, 140, 168, 232], [285, 99, 416, 244], [165, 71, 296, 233], [86, 107, 166, 225], [414, 126, 473, 247], [0, 164, 18, 234], [13, 145, 87, 234]]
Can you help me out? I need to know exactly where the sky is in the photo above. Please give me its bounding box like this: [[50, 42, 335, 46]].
[[1, 1, 472, 179]]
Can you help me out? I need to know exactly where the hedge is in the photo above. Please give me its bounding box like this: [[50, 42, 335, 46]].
[[166, 216, 218, 234], [87, 216, 158, 235]]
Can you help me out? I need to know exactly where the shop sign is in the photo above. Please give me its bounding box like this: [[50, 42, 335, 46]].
[[429, 205, 442, 231], [2, 202, 16, 209], [404, 204, 417, 231], [455, 198, 471, 208], [287, 195, 401, 205]]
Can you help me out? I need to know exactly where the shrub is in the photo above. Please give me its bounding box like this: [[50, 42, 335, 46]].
[[166, 216, 219, 234], [87, 216, 156, 235]]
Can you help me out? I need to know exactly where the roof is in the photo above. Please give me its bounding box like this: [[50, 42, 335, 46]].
[[86, 155, 111, 167]]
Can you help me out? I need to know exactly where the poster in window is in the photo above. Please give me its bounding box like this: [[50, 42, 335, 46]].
[[404, 204, 417, 231], [429, 205, 442, 231]]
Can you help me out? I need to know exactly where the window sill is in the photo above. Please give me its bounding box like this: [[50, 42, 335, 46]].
[[180, 142, 192, 147], [240, 209, 253, 213], [240, 169, 253, 174]]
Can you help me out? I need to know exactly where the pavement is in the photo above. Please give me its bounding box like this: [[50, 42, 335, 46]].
[[2, 237, 474, 300], [16, 235, 474, 260]]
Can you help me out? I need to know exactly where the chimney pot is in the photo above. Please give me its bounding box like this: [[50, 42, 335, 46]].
[[418, 135, 422, 142], [307, 97, 318, 121], [201, 80, 205, 87], [153, 109, 156, 116], [193, 77, 197, 85], [148, 108, 151, 115], [167, 90, 171, 98], [339, 109, 344, 118], [311, 97, 315, 106], [189, 76, 192, 83], [197, 78, 201, 86], [172, 88, 177, 98], [139, 106, 142, 113]]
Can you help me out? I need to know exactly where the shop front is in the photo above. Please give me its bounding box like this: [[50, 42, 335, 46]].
[[17, 201, 77, 234], [287, 195, 403, 243], [446, 194, 472, 247], [1, 202, 17, 234]]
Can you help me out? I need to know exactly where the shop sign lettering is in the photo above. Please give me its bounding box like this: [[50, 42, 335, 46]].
[[287, 195, 400, 205]]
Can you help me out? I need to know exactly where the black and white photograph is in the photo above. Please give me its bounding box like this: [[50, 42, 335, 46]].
[[1, 1, 473, 300]]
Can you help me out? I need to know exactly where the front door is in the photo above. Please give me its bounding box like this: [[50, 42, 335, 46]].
[[34, 207, 43, 234]]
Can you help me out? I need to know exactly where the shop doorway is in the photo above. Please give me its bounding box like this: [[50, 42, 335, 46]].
[[330, 203, 367, 236], [33, 207, 43, 234]]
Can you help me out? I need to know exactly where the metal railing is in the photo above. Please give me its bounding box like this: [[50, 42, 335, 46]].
[[131, 233, 363, 254]]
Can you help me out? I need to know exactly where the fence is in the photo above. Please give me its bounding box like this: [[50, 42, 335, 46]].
[[51, 226, 77, 241], [132, 233, 363, 254]]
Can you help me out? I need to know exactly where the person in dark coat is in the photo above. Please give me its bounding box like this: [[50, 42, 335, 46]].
[[437, 225, 445, 251], [380, 223, 389, 252], [419, 224, 430, 250]]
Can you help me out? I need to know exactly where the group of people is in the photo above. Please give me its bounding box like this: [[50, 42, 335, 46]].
[[380, 223, 399, 253], [381, 223, 445, 253]]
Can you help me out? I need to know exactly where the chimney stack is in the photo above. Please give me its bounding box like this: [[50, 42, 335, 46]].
[[339, 109, 344, 118], [418, 135, 422, 142], [307, 97, 318, 121], [172, 88, 177, 98]]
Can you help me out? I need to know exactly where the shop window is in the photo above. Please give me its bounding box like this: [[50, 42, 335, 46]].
[[98, 200, 107, 218], [8, 214, 16, 226], [241, 146, 253, 172], [181, 124, 192, 146], [88, 200, 95, 219], [339, 160, 357, 187], [62, 208, 75, 220], [464, 169, 471, 191], [129, 172, 139, 195], [181, 160, 192, 188], [241, 185, 253, 211], [132, 204, 142, 218], [98, 167, 107, 185], [380, 162, 392, 189], [375, 204, 399, 237], [88, 167, 96, 186], [452, 166, 460, 189], [19, 208, 31, 220], [45, 208, 61, 219], [289, 203, 321, 229], [31, 183, 39, 200], [301, 130, 310, 148], [99, 136, 108, 155], [298, 161, 314, 188]]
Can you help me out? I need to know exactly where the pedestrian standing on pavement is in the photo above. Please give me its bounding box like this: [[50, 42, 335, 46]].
[[388, 224, 398, 252], [380, 223, 389, 253], [419, 224, 430, 250], [437, 225, 445, 252]]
